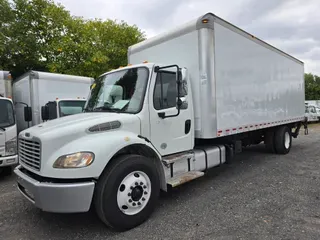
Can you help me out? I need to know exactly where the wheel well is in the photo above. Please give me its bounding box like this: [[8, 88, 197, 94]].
[[107, 144, 167, 192]]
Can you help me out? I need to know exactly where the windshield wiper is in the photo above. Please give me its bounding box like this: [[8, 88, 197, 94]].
[[0, 127, 5, 131]]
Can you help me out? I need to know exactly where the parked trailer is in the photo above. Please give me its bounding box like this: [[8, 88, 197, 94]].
[[14, 12, 306, 231], [12, 71, 93, 132], [0, 71, 18, 175]]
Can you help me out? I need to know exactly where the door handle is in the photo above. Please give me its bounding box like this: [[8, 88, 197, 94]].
[[185, 119, 191, 134]]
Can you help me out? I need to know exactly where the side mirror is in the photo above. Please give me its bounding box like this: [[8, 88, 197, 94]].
[[47, 101, 58, 120], [179, 99, 188, 110], [24, 106, 32, 122], [179, 68, 188, 97], [181, 68, 187, 82], [41, 106, 49, 121]]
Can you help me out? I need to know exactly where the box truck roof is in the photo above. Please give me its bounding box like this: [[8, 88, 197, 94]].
[[129, 12, 303, 65], [13, 71, 94, 84]]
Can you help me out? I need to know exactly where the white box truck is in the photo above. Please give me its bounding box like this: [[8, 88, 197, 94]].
[[0, 71, 18, 175], [305, 102, 320, 122], [14, 13, 306, 231], [12, 71, 93, 133]]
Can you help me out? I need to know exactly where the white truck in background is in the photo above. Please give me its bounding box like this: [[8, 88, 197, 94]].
[[0, 71, 18, 175], [14, 13, 306, 231], [305, 100, 320, 107], [12, 71, 93, 133], [305, 102, 320, 122], [41, 98, 88, 122]]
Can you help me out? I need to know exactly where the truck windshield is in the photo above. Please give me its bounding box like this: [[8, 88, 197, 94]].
[[85, 67, 149, 114], [0, 99, 15, 128], [59, 100, 86, 117]]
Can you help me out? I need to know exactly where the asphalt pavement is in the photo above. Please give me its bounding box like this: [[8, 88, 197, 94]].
[[1, 124, 320, 240]]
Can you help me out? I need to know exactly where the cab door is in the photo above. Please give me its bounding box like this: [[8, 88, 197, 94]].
[[148, 66, 193, 156]]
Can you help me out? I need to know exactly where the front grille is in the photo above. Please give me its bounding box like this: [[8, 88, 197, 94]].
[[19, 138, 41, 171]]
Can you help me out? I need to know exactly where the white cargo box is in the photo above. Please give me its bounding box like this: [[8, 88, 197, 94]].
[[128, 13, 305, 139]]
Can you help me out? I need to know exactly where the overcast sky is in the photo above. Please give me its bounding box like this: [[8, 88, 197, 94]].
[[55, 0, 320, 75]]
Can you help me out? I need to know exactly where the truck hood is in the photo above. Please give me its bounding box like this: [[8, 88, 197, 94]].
[[19, 112, 141, 141]]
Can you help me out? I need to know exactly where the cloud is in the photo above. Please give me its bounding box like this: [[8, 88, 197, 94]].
[[54, 0, 320, 75], [267, 38, 319, 56], [232, 0, 290, 25]]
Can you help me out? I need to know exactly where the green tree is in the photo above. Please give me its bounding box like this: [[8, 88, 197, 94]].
[[0, 0, 145, 79], [47, 18, 145, 78], [0, 0, 14, 70], [305, 73, 320, 100], [0, 0, 72, 78]]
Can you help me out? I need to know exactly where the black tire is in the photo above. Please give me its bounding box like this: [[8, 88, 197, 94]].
[[265, 130, 276, 153], [274, 126, 292, 154], [0, 166, 12, 177], [94, 154, 160, 231]]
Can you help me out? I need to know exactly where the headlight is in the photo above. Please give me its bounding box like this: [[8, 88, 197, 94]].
[[5, 137, 17, 156], [53, 152, 94, 168]]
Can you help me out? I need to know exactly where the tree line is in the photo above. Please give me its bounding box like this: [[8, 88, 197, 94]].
[[0, 0, 319, 100], [305, 73, 320, 100], [0, 0, 145, 79]]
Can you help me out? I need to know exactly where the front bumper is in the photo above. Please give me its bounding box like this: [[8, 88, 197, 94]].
[[14, 165, 95, 213], [0, 154, 18, 167]]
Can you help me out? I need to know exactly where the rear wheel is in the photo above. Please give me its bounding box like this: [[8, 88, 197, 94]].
[[274, 126, 292, 154], [94, 154, 160, 231], [265, 130, 276, 153]]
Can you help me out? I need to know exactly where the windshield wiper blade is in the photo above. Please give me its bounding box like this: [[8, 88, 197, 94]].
[[0, 127, 6, 131]]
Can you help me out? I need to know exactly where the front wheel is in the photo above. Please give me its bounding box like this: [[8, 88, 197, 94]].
[[94, 154, 160, 231]]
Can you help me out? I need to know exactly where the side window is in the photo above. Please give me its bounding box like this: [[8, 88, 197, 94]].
[[153, 72, 177, 110]]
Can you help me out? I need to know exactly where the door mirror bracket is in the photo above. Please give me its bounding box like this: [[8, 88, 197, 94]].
[[155, 64, 183, 119]]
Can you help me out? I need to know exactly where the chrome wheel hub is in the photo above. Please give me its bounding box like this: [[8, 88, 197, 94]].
[[117, 171, 151, 215], [284, 132, 290, 149]]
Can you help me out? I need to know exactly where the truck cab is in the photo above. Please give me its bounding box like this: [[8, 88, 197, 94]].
[[0, 97, 18, 174], [40, 98, 87, 121], [305, 104, 319, 122], [15, 63, 192, 228]]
